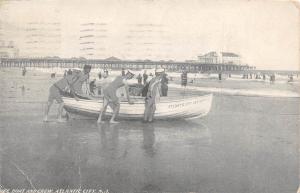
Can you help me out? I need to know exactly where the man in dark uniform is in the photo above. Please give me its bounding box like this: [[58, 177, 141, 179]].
[[143, 69, 163, 122], [89, 79, 97, 95], [137, 73, 142, 84], [143, 70, 148, 85], [181, 70, 187, 87], [161, 73, 169, 96]]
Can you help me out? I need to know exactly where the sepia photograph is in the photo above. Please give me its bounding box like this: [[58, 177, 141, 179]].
[[0, 0, 299, 192]]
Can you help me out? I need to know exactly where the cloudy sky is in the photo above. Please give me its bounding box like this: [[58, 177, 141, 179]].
[[0, 0, 299, 70]]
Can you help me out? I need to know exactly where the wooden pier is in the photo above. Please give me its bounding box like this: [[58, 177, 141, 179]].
[[0, 57, 254, 73]]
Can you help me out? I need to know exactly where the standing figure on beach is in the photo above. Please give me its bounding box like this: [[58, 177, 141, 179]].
[[97, 71, 135, 124], [63, 70, 67, 78], [68, 69, 72, 75], [288, 74, 294, 82], [218, 73, 222, 80], [181, 70, 187, 87], [137, 73, 142, 84], [51, 73, 56, 78], [89, 79, 97, 95], [22, 66, 27, 76], [161, 73, 169, 96], [104, 69, 109, 76], [98, 71, 102, 79], [143, 71, 148, 85], [270, 74, 275, 83], [143, 69, 163, 122]]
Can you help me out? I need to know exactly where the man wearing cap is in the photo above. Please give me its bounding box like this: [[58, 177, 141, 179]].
[[44, 65, 91, 122], [143, 69, 163, 122], [97, 70, 135, 124]]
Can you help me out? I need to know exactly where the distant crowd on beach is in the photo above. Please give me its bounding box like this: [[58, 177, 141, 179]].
[[242, 72, 297, 83]]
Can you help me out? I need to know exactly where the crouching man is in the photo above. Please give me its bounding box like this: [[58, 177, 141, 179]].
[[143, 69, 163, 122]]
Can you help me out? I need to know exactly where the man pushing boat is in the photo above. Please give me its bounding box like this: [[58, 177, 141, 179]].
[[97, 70, 135, 124], [44, 65, 91, 122]]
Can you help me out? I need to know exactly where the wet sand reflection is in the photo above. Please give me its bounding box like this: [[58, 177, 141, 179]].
[[1, 119, 211, 191]]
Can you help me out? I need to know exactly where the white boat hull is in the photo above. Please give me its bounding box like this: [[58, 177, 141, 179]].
[[63, 94, 213, 120]]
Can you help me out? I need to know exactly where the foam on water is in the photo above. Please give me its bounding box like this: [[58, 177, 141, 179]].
[[169, 84, 300, 98]]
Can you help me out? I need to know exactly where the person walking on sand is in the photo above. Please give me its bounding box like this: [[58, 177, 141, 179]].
[[143, 69, 163, 122], [44, 65, 91, 122], [97, 71, 135, 124], [22, 66, 27, 76]]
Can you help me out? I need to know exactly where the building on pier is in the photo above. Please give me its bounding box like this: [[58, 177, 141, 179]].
[[198, 51, 241, 65]]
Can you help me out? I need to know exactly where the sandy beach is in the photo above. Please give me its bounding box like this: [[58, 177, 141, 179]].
[[0, 68, 299, 193]]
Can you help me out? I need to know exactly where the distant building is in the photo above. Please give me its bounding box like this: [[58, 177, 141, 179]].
[[221, 52, 240, 64], [0, 41, 19, 58], [198, 51, 241, 65], [198, 51, 219, 64]]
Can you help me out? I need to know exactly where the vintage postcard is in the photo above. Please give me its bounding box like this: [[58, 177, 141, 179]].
[[0, 0, 299, 192]]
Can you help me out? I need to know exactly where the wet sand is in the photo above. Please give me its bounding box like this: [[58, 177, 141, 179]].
[[0, 68, 299, 193]]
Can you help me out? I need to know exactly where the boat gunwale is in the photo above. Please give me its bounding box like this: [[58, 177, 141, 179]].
[[64, 106, 209, 120], [62, 93, 213, 104]]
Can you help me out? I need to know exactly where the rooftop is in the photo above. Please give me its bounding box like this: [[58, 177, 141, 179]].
[[199, 51, 240, 57], [105, 56, 121, 61], [221, 52, 239, 57]]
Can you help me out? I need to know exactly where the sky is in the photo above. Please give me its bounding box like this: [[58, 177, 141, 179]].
[[0, 0, 299, 70]]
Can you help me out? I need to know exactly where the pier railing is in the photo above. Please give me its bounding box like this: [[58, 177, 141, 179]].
[[0, 57, 253, 73]]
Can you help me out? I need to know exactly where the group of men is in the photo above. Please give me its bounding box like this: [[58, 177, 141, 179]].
[[44, 65, 165, 123]]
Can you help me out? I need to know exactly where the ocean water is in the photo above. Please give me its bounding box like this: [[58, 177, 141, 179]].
[[0, 68, 299, 193]]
